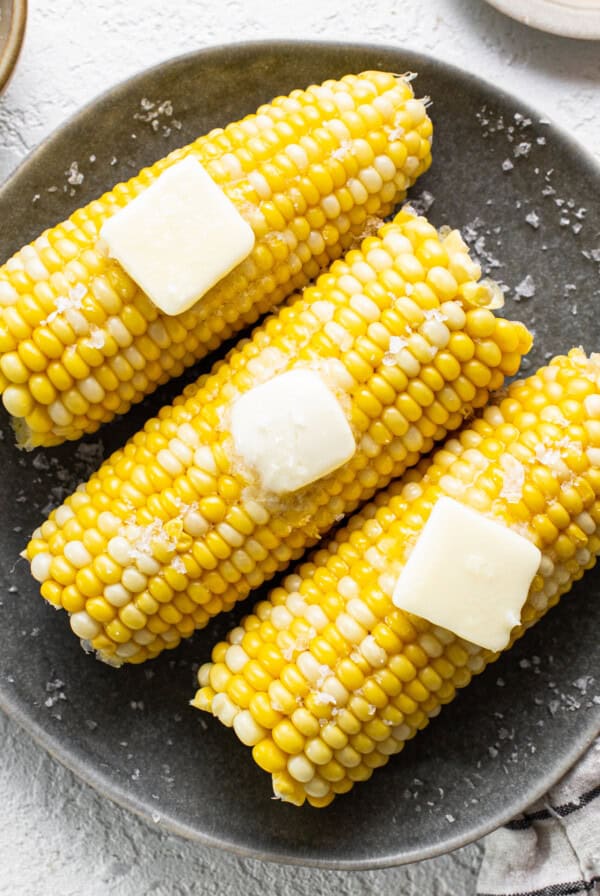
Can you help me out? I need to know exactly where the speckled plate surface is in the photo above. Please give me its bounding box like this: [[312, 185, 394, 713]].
[[0, 41, 599, 870]]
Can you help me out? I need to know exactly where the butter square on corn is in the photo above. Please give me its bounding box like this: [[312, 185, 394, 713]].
[[230, 369, 356, 494], [392, 496, 541, 651], [100, 156, 255, 316]]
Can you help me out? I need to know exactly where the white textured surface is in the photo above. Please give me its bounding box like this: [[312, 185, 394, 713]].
[[0, 1, 598, 893]]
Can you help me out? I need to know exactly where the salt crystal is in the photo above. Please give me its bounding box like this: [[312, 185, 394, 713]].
[[572, 676, 593, 695], [502, 159, 514, 172], [32, 454, 50, 471], [445, 814, 455, 823], [500, 454, 525, 502], [409, 190, 435, 215], [332, 140, 352, 160], [514, 142, 531, 158], [525, 211, 540, 229], [66, 162, 84, 186], [514, 274, 535, 301], [89, 326, 105, 349], [171, 555, 186, 574]]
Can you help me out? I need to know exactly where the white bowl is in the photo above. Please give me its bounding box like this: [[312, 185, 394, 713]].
[[485, 0, 600, 39], [0, 0, 27, 94]]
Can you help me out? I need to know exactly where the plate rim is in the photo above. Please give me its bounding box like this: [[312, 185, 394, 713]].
[[1, 37, 600, 870], [484, 0, 600, 40]]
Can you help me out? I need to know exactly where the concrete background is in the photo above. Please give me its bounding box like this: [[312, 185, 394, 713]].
[[0, 1, 599, 893]]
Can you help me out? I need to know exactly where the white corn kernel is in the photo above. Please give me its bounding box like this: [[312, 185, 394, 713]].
[[121, 568, 148, 593], [287, 754, 315, 783], [198, 662, 212, 687], [217, 523, 245, 548], [134, 554, 161, 576], [335, 745, 361, 768], [30, 552, 52, 583], [168, 438, 193, 466], [193, 446, 218, 475], [54, 505, 75, 527], [285, 592, 307, 616], [225, 644, 250, 673], [132, 629, 155, 645], [70, 611, 101, 640], [64, 541, 93, 569], [97, 512, 121, 536], [584, 395, 600, 419], [79, 377, 105, 404], [177, 423, 200, 447], [321, 677, 349, 706], [212, 693, 238, 727], [105, 584, 132, 607], [156, 448, 184, 478], [286, 144, 309, 171], [233, 710, 267, 746], [48, 401, 74, 426], [107, 316, 132, 347], [297, 652, 328, 685], [360, 635, 387, 667], [304, 605, 329, 631], [115, 642, 140, 658], [349, 294, 380, 322], [271, 605, 294, 630], [347, 598, 377, 628], [391, 722, 412, 741], [183, 510, 209, 537], [304, 776, 330, 799], [107, 536, 132, 566], [336, 612, 367, 644]]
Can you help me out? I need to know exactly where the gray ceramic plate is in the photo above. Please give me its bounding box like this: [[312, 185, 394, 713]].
[[0, 41, 599, 870]]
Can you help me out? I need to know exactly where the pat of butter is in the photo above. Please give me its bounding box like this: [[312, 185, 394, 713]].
[[230, 369, 356, 494], [392, 497, 541, 652], [100, 156, 255, 316]]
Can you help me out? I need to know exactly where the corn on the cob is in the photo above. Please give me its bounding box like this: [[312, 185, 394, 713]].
[[24, 208, 531, 665], [194, 349, 600, 807], [0, 71, 433, 448]]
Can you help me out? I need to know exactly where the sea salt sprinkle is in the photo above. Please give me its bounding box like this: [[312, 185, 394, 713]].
[[513, 274, 536, 301]]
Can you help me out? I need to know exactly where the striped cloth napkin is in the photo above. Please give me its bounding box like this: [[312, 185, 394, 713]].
[[477, 738, 600, 896]]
